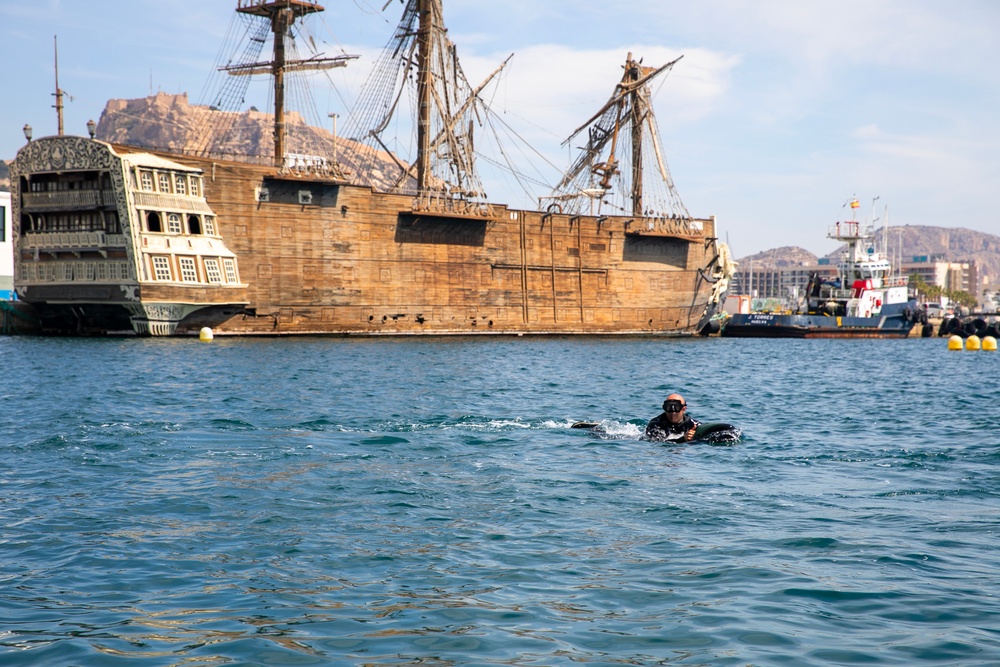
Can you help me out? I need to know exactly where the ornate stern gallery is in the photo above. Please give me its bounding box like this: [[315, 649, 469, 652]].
[[11, 136, 247, 335]]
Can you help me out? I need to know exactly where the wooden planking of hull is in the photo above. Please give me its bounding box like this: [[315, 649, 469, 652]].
[[10, 137, 728, 336]]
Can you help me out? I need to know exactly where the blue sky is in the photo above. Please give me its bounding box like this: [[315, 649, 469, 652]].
[[2, 0, 998, 257]]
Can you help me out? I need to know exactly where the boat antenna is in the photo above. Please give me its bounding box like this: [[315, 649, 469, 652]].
[[884, 206, 893, 272], [53, 35, 65, 136]]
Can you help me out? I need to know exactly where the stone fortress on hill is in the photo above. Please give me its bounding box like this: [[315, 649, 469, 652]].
[[94, 93, 405, 192]]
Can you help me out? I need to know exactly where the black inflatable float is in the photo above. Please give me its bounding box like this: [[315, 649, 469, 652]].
[[571, 421, 741, 444]]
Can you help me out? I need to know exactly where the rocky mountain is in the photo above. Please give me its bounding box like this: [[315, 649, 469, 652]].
[[737, 227, 1000, 288], [736, 245, 818, 268], [95, 93, 409, 192], [0, 159, 9, 191]]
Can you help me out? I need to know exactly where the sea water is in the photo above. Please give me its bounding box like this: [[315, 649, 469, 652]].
[[1, 335, 998, 666]]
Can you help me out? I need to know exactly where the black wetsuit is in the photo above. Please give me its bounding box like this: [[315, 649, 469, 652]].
[[645, 413, 700, 442]]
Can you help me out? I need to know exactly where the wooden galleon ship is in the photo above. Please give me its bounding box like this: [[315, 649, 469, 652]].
[[10, 0, 733, 336]]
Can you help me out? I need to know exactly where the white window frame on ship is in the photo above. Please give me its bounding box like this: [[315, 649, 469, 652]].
[[167, 213, 183, 234], [174, 175, 186, 196], [140, 171, 154, 191], [223, 258, 239, 284], [157, 172, 171, 194], [189, 177, 200, 197], [204, 216, 216, 236], [152, 256, 172, 281], [179, 257, 198, 283], [204, 258, 223, 284]]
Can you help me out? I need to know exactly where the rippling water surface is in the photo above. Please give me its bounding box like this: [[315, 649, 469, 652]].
[[2, 335, 999, 666]]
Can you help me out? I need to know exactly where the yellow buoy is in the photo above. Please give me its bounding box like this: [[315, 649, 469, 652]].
[[199, 327, 214, 342], [983, 336, 997, 351], [947, 335, 964, 351], [966, 335, 981, 351]]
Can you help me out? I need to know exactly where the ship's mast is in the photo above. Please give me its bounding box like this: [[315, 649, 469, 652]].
[[228, 0, 353, 168], [272, 7, 291, 165], [416, 0, 433, 192], [53, 35, 64, 136], [551, 54, 686, 219], [347, 0, 497, 203], [629, 59, 644, 216]]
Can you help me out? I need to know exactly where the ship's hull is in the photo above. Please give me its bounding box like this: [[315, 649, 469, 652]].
[[11, 138, 726, 337], [722, 306, 917, 339]]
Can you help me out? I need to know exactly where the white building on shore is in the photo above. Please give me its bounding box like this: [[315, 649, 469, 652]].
[[731, 257, 978, 302]]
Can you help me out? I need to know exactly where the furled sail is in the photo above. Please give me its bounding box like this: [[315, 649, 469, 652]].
[[193, 0, 356, 170], [346, 0, 507, 214], [547, 53, 691, 223]]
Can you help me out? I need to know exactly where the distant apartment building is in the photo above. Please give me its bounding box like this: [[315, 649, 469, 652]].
[[1, 190, 12, 300], [730, 255, 977, 300], [900, 255, 977, 293]]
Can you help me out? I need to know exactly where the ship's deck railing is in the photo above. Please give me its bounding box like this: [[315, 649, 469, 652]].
[[132, 191, 215, 213], [827, 221, 873, 240], [22, 231, 127, 250], [817, 276, 909, 301], [818, 286, 856, 301], [237, 0, 321, 11], [19, 260, 133, 284], [412, 194, 498, 220], [21, 189, 117, 210], [625, 216, 705, 238]]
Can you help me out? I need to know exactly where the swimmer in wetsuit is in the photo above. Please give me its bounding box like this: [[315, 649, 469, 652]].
[[645, 393, 700, 442]]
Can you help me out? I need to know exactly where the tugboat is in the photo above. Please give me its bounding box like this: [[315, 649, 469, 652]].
[[723, 202, 920, 338]]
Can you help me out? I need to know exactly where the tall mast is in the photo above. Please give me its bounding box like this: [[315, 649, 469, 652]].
[[551, 54, 685, 218], [229, 0, 353, 168], [415, 0, 433, 192], [628, 58, 643, 216], [272, 7, 291, 166], [53, 35, 64, 136]]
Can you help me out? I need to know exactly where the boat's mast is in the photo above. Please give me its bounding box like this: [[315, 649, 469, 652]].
[[232, 0, 331, 168], [53, 35, 64, 136], [272, 7, 291, 167], [629, 59, 644, 217], [415, 0, 433, 193]]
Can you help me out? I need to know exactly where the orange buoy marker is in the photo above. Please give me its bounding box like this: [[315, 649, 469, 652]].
[[947, 335, 964, 351], [199, 327, 214, 342], [983, 336, 997, 351], [966, 335, 981, 351]]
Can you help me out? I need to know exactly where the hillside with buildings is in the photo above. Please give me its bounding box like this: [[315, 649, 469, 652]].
[[735, 226, 1000, 304]]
